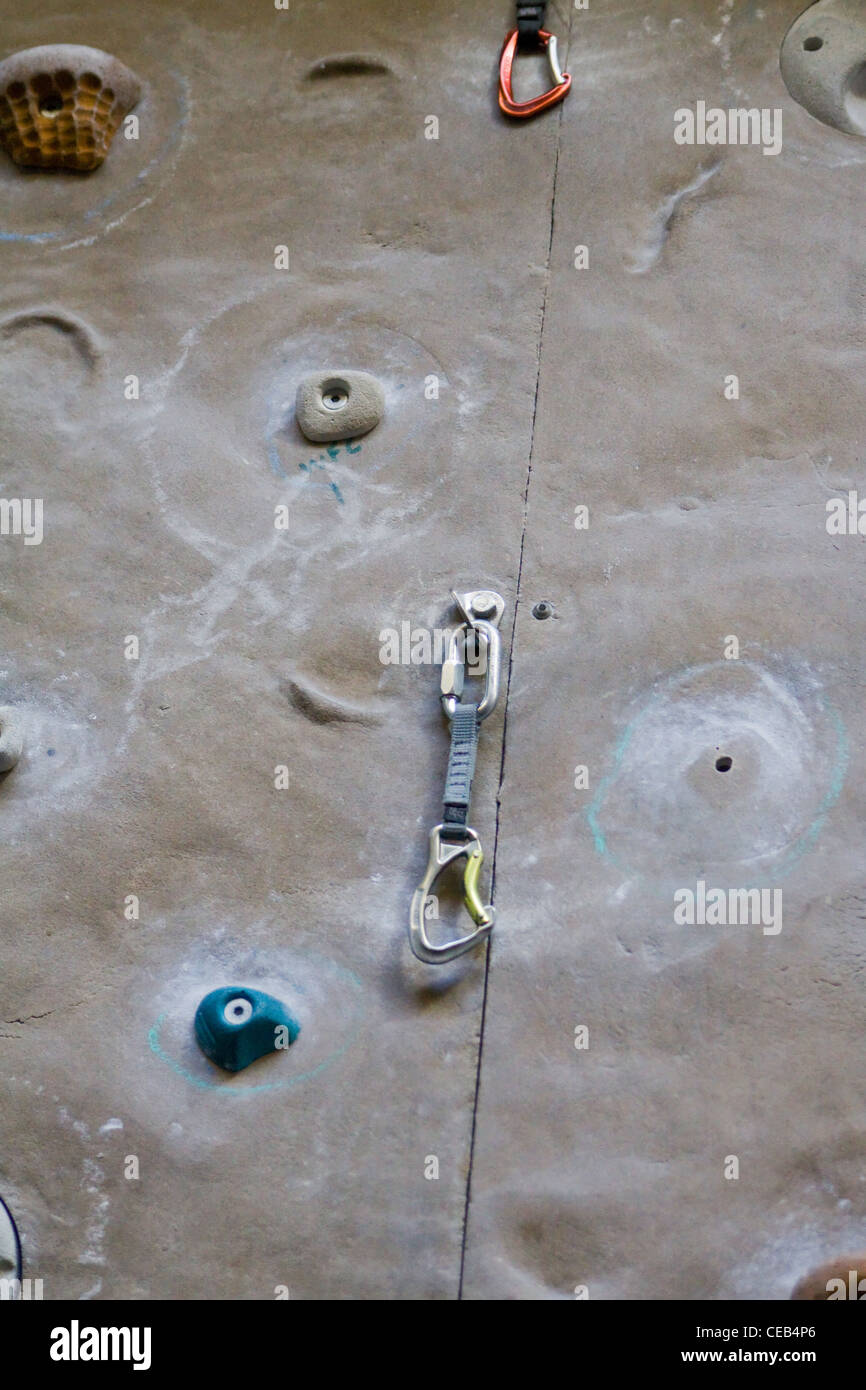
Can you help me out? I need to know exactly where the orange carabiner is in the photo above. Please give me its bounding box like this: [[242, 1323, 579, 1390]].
[[498, 28, 571, 119]]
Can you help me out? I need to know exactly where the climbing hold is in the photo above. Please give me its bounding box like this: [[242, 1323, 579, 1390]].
[[295, 370, 384, 443], [781, 0, 866, 138], [0, 706, 23, 773], [0, 44, 142, 171], [194, 986, 300, 1073], [0, 1196, 21, 1287]]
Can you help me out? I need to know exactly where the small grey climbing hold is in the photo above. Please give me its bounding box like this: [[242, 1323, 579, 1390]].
[[295, 370, 385, 443], [781, 0, 866, 138], [0, 706, 23, 772]]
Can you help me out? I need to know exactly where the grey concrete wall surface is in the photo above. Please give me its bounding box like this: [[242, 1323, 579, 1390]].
[[0, 0, 864, 1300]]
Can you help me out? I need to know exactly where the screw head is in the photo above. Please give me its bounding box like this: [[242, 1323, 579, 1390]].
[[532, 600, 554, 620], [470, 590, 499, 619]]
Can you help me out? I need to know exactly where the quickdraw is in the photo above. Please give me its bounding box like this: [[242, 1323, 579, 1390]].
[[409, 590, 505, 965], [498, 2, 572, 119]]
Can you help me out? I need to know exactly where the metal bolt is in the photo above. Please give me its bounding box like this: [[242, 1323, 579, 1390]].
[[532, 601, 554, 620], [470, 591, 499, 619]]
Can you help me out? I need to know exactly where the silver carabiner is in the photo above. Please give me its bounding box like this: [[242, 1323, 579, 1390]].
[[410, 588, 505, 965], [409, 825, 495, 965], [440, 618, 501, 721]]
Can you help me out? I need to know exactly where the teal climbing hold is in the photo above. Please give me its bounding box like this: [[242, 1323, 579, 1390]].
[[194, 987, 300, 1073]]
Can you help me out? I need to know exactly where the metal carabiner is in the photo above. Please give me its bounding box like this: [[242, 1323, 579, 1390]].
[[409, 825, 495, 965], [409, 588, 505, 964], [498, 28, 572, 119], [440, 618, 501, 722]]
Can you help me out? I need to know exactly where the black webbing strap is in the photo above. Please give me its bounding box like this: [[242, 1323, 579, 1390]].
[[516, 1, 547, 48], [442, 702, 480, 830]]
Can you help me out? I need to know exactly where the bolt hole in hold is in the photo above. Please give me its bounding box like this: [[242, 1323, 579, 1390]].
[[39, 92, 63, 115], [224, 996, 253, 1025], [804, 36, 824, 51], [321, 380, 349, 412], [715, 755, 733, 772], [532, 600, 554, 620]]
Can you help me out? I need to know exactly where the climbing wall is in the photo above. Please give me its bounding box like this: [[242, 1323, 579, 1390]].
[[0, 0, 864, 1300]]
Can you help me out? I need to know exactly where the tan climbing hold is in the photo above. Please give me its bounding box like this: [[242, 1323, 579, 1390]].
[[791, 1253, 866, 1299], [295, 371, 385, 443], [0, 706, 24, 772], [0, 44, 142, 172]]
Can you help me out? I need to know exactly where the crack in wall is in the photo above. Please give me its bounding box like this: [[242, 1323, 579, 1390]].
[[457, 8, 573, 1301]]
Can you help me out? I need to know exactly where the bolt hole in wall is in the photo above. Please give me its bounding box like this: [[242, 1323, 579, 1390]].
[[532, 600, 554, 620], [715, 755, 733, 773]]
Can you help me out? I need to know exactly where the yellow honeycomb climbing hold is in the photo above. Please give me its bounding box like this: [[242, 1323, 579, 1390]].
[[0, 44, 142, 172]]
